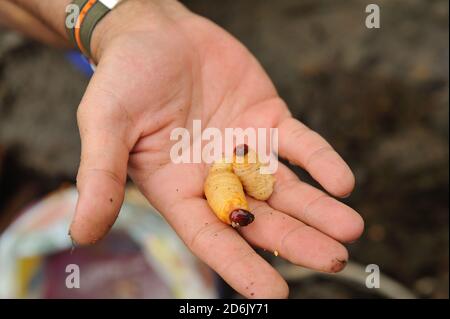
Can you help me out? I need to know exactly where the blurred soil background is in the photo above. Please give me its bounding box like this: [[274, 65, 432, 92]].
[[0, 0, 448, 298]]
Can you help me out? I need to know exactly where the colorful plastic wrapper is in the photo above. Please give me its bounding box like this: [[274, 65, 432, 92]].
[[0, 186, 217, 298]]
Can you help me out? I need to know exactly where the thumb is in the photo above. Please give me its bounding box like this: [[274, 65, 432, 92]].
[[70, 75, 134, 245]]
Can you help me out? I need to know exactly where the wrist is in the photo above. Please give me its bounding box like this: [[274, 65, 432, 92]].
[[89, 0, 192, 63]]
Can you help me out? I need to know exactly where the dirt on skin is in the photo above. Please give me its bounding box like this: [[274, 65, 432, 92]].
[[0, 0, 448, 298]]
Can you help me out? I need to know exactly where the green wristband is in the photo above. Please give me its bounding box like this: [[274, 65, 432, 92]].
[[66, 0, 88, 47], [66, 0, 117, 59], [80, 1, 110, 58]]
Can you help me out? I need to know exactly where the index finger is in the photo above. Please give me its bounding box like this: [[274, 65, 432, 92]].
[[277, 117, 355, 197]]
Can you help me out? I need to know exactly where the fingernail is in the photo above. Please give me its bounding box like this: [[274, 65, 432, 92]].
[[331, 258, 348, 272], [68, 230, 78, 253]]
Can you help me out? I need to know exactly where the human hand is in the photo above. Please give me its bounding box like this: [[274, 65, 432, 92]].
[[69, 0, 364, 298]]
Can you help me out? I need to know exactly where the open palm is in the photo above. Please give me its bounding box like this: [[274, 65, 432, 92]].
[[70, 9, 363, 298]]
